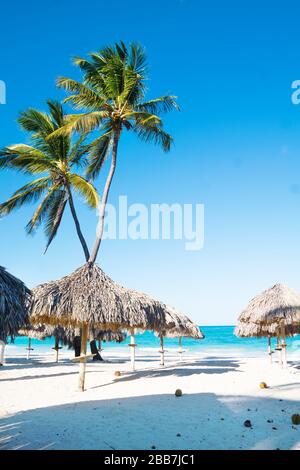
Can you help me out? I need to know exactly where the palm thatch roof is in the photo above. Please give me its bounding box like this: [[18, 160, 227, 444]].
[[19, 325, 47, 340], [55, 326, 127, 348], [234, 321, 300, 338], [19, 324, 73, 342], [237, 284, 300, 328], [0, 266, 31, 341], [97, 329, 127, 343], [30, 263, 178, 332], [19, 322, 127, 348], [157, 306, 204, 339]]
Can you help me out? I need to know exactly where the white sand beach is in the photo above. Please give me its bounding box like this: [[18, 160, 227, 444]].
[[1, 350, 299, 450]]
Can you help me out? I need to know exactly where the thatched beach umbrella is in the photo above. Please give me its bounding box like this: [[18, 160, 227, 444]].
[[235, 322, 277, 363], [95, 329, 126, 360], [20, 324, 127, 363], [235, 321, 300, 364], [156, 306, 204, 364], [19, 325, 48, 359], [119, 288, 175, 371], [19, 324, 70, 362], [67, 327, 127, 360], [44, 325, 75, 362], [0, 266, 30, 365], [236, 284, 300, 367], [30, 263, 176, 390]]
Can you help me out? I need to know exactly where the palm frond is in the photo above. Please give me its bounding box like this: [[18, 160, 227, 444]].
[[86, 132, 112, 180], [67, 174, 100, 208], [72, 57, 105, 91], [0, 177, 51, 216], [26, 184, 60, 234], [68, 133, 89, 167], [133, 123, 173, 152], [44, 190, 68, 253], [128, 43, 147, 74], [0, 145, 57, 174], [126, 111, 162, 126], [137, 96, 179, 114], [48, 112, 107, 139], [58, 77, 105, 109], [47, 100, 65, 127], [18, 108, 54, 136]]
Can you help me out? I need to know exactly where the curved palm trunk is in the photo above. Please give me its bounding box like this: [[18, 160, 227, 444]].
[[65, 184, 90, 262], [89, 129, 121, 264]]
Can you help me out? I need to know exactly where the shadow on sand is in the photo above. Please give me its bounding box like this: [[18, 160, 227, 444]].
[[0, 392, 299, 450], [90, 358, 242, 390], [0, 356, 241, 384]]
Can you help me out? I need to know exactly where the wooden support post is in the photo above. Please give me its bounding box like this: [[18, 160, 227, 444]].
[[78, 324, 88, 392], [268, 335, 272, 364], [52, 336, 61, 363], [52, 337, 62, 363], [159, 336, 165, 366], [178, 336, 183, 361], [276, 335, 283, 367], [281, 324, 287, 368], [129, 330, 136, 372], [26, 337, 33, 360], [0, 340, 5, 366]]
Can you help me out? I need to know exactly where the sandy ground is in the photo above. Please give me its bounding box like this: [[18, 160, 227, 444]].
[[0, 348, 300, 450]]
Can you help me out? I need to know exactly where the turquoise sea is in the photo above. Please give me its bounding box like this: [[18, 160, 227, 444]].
[[6, 326, 300, 358]]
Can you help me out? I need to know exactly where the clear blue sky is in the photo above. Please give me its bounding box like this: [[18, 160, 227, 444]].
[[1, 0, 300, 325]]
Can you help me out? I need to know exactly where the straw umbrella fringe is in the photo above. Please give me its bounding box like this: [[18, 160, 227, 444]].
[[156, 306, 204, 364], [19, 325, 74, 362], [19, 324, 127, 362], [237, 284, 300, 326], [19, 325, 47, 359], [94, 330, 126, 361], [236, 284, 300, 367], [53, 326, 127, 360], [30, 264, 169, 330], [234, 322, 300, 338], [19, 325, 48, 339], [0, 266, 30, 365], [234, 321, 300, 364], [0, 266, 30, 342], [29, 263, 181, 390], [98, 330, 126, 343]]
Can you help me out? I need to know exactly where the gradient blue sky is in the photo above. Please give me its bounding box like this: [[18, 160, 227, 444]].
[[1, 0, 300, 325]]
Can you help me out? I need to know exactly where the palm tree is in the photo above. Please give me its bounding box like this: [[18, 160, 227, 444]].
[[53, 41, 179, 263], [0, 100, 99, 260]]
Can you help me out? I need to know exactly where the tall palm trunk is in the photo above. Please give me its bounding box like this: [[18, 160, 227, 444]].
[[65, 184, 90, 262], [89, 128, 121, 264]]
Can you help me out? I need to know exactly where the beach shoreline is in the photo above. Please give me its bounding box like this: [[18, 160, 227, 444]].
[[1, 350, 299, 450]]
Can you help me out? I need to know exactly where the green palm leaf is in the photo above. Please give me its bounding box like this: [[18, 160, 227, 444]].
[[44, 190, 68, 253], [85, 132, 112, 179], [0, 177, 51, 216], [137, 96, 180, 114], [67, 174, 99, 208], [133, 123, 173, 152], [0, 101, 99, 256], [26, 184, 60, 234]]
